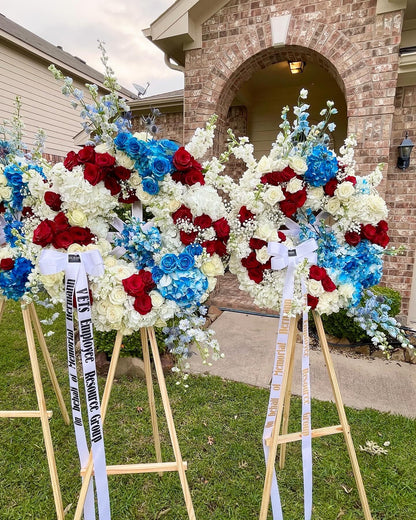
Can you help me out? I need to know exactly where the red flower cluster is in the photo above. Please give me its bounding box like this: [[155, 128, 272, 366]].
[[171, 147, 205, 186], [240, 237, 272, 284], [260, 167, 296, 185], [260, 167, 307, 217], [172, 204, 230, 256], [64, 146, 135, 201], [344, 220, 389, 248], [122, 270, 156, 315], [324, 175, 356, 196], [0, 258, 14, 270], [307, 265, 336, 309], [33, 212, 95, 250]]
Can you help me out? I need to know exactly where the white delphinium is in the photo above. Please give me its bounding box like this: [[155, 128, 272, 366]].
[[185, 115, 218, 159]]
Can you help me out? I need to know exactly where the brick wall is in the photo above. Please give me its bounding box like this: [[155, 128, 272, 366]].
[[132, 111, 184, 144]]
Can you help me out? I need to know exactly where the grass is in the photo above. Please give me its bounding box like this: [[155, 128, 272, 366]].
[[0, 300, 415, 519]]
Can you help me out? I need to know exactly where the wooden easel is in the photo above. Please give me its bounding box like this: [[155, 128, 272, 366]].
[[259, 311, 372, 520], [0, 298, 70, 520], [73, 326, 196, 520]]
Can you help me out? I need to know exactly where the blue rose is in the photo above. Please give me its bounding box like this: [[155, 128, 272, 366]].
[[177, 253, 195, 271], [142, 177, 159, 195], [158, 140, 179, 155], [160, 254, 178, 273], [126, 137, 145, 159], [150, 155, 172, 180], [114, 132, 131, 151], [152, 266, 164, 283], [185, 244, 203, 257]]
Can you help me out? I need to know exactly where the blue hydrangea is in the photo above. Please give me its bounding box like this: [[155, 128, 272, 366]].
[[114, 219, 161, 270], [0, 256, 33, 301], [304, 145, 338, 187]]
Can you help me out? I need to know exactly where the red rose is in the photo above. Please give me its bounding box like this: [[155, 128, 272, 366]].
[[180, 230, 198, 246], [238, 206, 255, 224], [52, 212, 70, 233], [278, 231, 287, 242], [377, 220, 388, 232], [241, 251, 260, 270], [279, 199, 297, 217], [139, 270, 156, 292], [307, 294, 319, 309], [361, 224, 377, 241], [213, 218, 230, 239], [374, 233, 390, 248], [114, 166, 131, 180], [104, 175, 122, 195], [52, 230, 74, 250], [0, 202, 5, 214], [118, 190, 139, 204], [64, 151, 80, 171], [261, 167, 296, 185], [134, 293, 153, 315], [309, 265, 327, 281], [201, 240, 217, 255], [77, 146, 96, 164], [291, 188, 307, 207], [194, 214, 213, 229], [322, 275, 336, 292], [33, 220, 54, 247], [249, 238, 267, 250], [172, 205, 193, 223], [122, 274, 145, 297], [70, 226, 94, 246], [184, 169, 205, 186], [214, 240, 227, 256], [44, 191, 62, 211], [83, 163, 105, 186], [95, 153, 116, 167], [173, 147, 193, 171], [0, 258, 15, 270], [324, 178, 338, 196], [247, 267, 264, 284], [344, 231, 361, 246], [22, 206, 34, 218], [344, 176, 357, 185]]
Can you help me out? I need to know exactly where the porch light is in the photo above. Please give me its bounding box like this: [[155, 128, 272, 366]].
[[288, 61, 305, 74], [397, 132, 414, 170]]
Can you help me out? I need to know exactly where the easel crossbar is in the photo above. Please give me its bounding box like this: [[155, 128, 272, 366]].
[[0, 410, 53, 419], [80, 461, 188, 476], [265, 424, 343, 446]]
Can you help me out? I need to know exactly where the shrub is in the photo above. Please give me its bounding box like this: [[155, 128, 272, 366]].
[[94, 328, 167, 358]]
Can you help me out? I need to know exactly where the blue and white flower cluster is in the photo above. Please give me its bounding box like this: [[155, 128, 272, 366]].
[[114, 133, 178, 195], [304, 144, 338, 187], [0, 255, 33, 301], [152, 245, 208, 307], [114, 218, 162, 269]]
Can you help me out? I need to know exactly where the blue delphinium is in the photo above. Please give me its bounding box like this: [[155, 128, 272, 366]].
[[114, 218, 161, 269], [3, 163, 28, 211], [0, 257, 33, 301], [304, 144, 338, 187]]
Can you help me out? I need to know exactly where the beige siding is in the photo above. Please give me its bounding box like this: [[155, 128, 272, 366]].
[[0, 41, 100, 157]]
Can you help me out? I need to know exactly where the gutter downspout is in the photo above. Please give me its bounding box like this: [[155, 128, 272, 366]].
[[164, 53, 185, 72]]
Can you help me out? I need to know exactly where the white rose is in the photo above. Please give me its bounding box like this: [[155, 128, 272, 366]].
[[326, 197, 341, 215], [256, 155, 272, 174], [106, 304, 124, 325], [104, 256, 117, 268], [201, 254, 224, 277], [0, 173, 8, 186], [289, 156, 307, 175], [207, 276, 217, 293], [95, 142, 114, 154], [168, 199, 182, 212], [67, 209, 88, 227], [0, 186, 12, 200], [115, 151, 135, 169], [364, 194, 387, 221], [307, 279, 324, 297], [67, 243, 85, 253], [109, 285, 128, 306], [262, 185, 285, 205], [135, 185, 155, 204], [256, 246, 270, 264], [94, 300, 109, 316], [150, 291, 165, 308], [256, 222, 275, 241], [335, 181, 355, 201], [286, 177, 304, 194], [111, 264, 134, 281], [39, 272, 64, 289]]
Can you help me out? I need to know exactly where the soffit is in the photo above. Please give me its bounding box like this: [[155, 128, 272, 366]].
[[143, 0, 230, 66]]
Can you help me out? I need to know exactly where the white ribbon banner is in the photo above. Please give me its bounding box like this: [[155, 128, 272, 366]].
[[263, 238, 317, 520], [39, 249, 111, 520]]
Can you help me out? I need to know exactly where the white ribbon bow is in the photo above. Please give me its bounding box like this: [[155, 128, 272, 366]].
[[268, 237, 318, 272]]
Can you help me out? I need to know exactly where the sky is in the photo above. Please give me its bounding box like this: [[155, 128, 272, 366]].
[[0, 0, 184, 97]]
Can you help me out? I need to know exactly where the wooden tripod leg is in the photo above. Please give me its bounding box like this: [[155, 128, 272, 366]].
[[21, 304, 64, 520], [279, 322, 298, 470], [313, 312, 372, 520], [140, 328, 163, 471], [0, 297, 5, 323], [73, 330, 124, 520], [28, 303, 70, 425], [259, 316, 298, 520], [147, 327, 196, 520]]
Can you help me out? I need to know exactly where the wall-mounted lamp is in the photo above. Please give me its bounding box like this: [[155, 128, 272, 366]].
[[397, 132, 414, 170], [288, 60, 305, 74]]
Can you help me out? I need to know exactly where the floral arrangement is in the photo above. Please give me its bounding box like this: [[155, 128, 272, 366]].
[[217, 90, 404, 345]]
